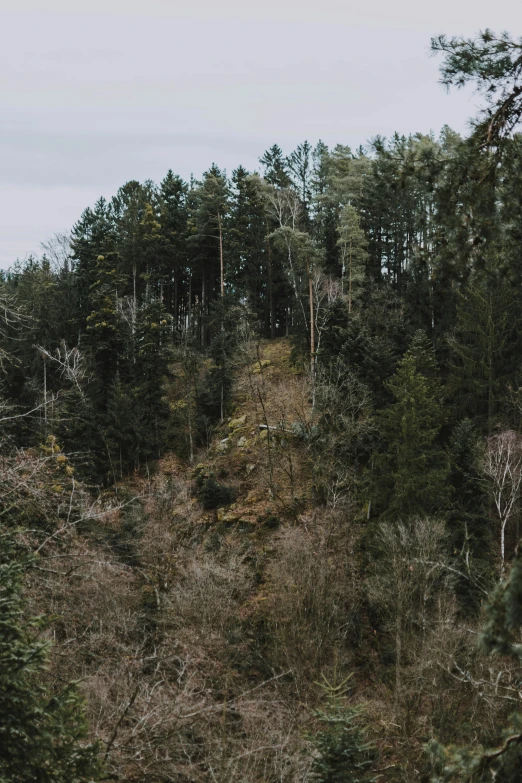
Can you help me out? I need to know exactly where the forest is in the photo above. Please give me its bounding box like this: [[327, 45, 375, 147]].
[[1, 29, 522, 782]]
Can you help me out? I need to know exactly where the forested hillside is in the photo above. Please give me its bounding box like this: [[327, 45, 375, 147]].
[[2, 30, 522, 782]]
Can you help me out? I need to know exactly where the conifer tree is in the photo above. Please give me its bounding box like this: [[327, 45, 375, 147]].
[[188, 166, 230, 344], [112, 180, 151, 311], [431, 30, 522, 152], [157, 171, 188, 324], [105, 372, 139, 477], [131, 299, 172, 464], [259, 144, 292, 188], [447, 419, 492, 611], [228, 167, 274, 334], [337, 205, 367, 312], [0, 533, 101, 783], [309, 675, 376, 783], [374, 343, 448, 517], [448, 280, 522, 426], [84, 253, 128, 409], [72, 197, 116, 322], [287, 140, 313, 221]]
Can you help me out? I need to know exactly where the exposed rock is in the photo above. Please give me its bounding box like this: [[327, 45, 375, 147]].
[[237, 436, 248, 447], [228, 414, 247, 430], [217, 438, 230, 453]]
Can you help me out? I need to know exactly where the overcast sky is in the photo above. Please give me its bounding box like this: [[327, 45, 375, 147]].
[[0, 0, 520, 268]]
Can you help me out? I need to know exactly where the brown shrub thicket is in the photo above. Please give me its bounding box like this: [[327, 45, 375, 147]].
[[6, 405, 521, 781]]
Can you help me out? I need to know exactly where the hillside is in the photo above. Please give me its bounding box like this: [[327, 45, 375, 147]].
[[3, 32, 522, 780], [11, 336, 513, 782], [25, 338, 354, 782]]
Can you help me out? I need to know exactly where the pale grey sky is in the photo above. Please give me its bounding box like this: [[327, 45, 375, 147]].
[[0, 0, 520, 268]]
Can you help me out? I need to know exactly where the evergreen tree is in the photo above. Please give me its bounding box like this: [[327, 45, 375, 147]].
[[447, 419, 492, 612], [84, 253, 128, 410], [0, 533, 101, 783], [337, 205, 367, 312], [259, 144, 292, 188], [157, 170, 188, 325], [323, 283, 410, 409], [431, 30, 522, 152], [105, 372, 139, 478], [374, 344, 448, 517], [287, 140, 313, 221], [131, 299, 172, 464], [188, 166, 230, 344], [72, 197, 116, 322], [111, 180, 152, 310], [448, 280, 522, 427], [309, 675, 376, 783], [227, 167, 274, 334]]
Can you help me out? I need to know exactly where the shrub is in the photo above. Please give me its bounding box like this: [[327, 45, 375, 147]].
[[194, 467, 234, 510]]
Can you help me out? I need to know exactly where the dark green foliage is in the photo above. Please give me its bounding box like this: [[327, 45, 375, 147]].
[[448, 280, 522, 427], [312, 360, 375, 507], [447, 419, 492, 610], [318, 284, 411, 409], [132, 300, 172, 459], [310, 708, 376, 783], [0, 533, 101, 783], [196, 301, 251, 439], [194, 469, 234, 510], [431, 30, 522, 150], [227, 167, 284, 336], [259, 144, 292, 188], [373, 343, 448, 517], [309, 677, 376, 783]]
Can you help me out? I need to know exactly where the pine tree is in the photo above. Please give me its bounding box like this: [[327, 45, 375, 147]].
[[188, 166, 231, 344], [448, 280, 522, 427], [227, 167, 273, 334], [287, 140, 313, 222], [105, 373, 139, 477], [0, 533, 101, 783], [84, 253, 128, 410], [431, 30, 522, 152], [447, 418, 492, 612], [337, 205, 367, 312], [157, 171, 188, 325], [131, 299, 172, 464], [259, 144, 292, 188], [374, 344, 448, 517], [111, 180, 151, 310], [309, 675, 376, 783]]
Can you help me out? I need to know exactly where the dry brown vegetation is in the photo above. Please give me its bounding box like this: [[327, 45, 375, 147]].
[[13, 338, 521, 782]]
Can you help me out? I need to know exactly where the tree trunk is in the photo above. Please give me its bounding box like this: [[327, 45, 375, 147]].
[[501, 518, 506, 577], [348, 238, 353, 314], [218, 211, 224, 298], [201, 271, 206, 347], [43, 356, 47, 425], [173, 271, 178, 330], [308, 264, 315, 372], [395, 617, 402, 717], [266, 229, 275, 339]]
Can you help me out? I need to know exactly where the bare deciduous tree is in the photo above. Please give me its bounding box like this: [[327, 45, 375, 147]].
[[482, 430, 522, 576], [367, 518, 452, 720], [36, 341, 89, 397]]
